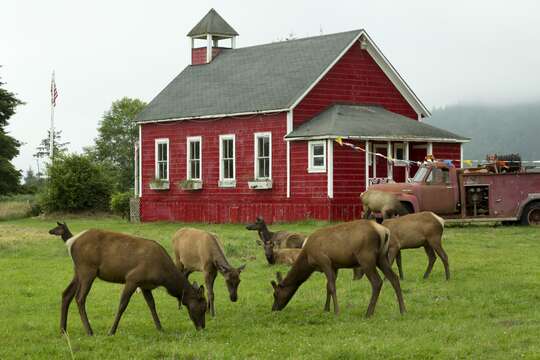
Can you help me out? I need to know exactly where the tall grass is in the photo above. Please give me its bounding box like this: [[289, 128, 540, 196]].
[[0, 200, 32, 220]]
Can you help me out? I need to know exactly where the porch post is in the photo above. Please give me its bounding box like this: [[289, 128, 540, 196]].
[[138, 124, 142, 198], [387, 141, 393, 181], [404, 141, 409, 180], [460, 143, 464, 168], [327, 139, 333, 198], [134, 143, 139, 196], [427, 142, 433, 156], [365, 140, 370, 190]]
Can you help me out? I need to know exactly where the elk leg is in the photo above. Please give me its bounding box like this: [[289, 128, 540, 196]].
[[205, 270, 217, 317], [141, 289, 162, 331], [352, 267, 364, 281], [60, 275, 78, 334], [362, 266, 383, 318], [108, 282, 138, 335], [363, 208, 372, 220], [431, 243, 450, 280], [423, 245, 437, 279], [377, 254, 406, 315], [75, 270, 96, 336], [395, 251, 404, 280], [322, 267, 339, 315]]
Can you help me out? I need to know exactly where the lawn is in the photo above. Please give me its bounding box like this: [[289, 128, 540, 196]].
[[0, 217, 539, 359]]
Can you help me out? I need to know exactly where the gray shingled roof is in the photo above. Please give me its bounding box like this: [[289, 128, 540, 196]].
[[136, 30, 362, 123], [285, 104, 469, 142], [187, 9, 239, 37]]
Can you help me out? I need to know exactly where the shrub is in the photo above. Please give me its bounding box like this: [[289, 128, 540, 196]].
[[110, 192, 131, 219], [39, 154, 113, 213]]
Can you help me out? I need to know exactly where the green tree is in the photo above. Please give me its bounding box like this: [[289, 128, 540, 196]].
[[40, 154, 112, 212], [91, 97, 146, 192], [21, 167, 45, 194], [0, 73, 24, 195], [33, 129, 69, 160]]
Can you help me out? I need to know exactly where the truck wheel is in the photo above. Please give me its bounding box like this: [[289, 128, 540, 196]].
[[520, 202, 540, 226]]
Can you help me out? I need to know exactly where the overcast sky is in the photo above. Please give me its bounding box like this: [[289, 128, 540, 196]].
[[3, 0, 540, 173]]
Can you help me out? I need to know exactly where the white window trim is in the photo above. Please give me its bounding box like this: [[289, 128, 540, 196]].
[[219, 134, 236, 187], [186, 136, 202, 181], [154, 138, 169, 181], [308, 140, 326, 173], [254, 132, 272, 180]]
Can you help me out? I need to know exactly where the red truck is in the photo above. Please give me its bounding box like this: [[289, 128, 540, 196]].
[[369, 161, 540, 225]]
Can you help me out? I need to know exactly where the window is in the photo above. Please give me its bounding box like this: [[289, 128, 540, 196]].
[[219, 134, 235, 186], [187, 136, 202, 180], [308, 140, 326, 173], [393, 143, 406, 166], [155, 139, 169, 181], [427, 168, 450, 184], [254, 132, 271, 179]]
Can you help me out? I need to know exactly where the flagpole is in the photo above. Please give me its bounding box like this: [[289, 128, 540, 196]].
[[50, 71, 55, 161]]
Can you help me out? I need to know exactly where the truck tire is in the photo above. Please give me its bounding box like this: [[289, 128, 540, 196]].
[[520, 202, 540, 226]]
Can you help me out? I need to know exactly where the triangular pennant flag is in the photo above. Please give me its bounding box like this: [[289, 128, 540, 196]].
[[335, 137, 343, 146]]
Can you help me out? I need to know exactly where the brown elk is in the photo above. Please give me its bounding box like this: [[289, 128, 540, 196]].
[[262, 239, 302, 265], [354, 212, 449, 281], [271, 220, 406, 317], [49, 222, 207, 336], [361, 190, 409, 220], [246, 217, 305, 264], [172, 228, 245, 317]]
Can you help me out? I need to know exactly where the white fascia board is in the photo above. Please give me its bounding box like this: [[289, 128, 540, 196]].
[[137, 108, 289, 125], [285, 135, 469, 143]]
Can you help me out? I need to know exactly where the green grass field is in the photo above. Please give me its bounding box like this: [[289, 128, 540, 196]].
[[0, 218, 539, 359]]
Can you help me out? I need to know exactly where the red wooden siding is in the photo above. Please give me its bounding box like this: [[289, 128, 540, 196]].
[[333, 140, 366, 199], [293, 43, 418, 127], [289, 141, 328, 200], [140, 112, 332, 223], [433, 143, 462, 168], [191, 47, 223, 65]]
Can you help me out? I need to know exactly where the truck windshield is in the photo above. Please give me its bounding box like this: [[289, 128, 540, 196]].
[[412, 166, 429, 182]]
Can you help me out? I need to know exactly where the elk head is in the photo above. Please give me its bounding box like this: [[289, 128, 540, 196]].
[[216, 263, 246, 302], [183, 281, 207, 330], [48, 221, 72, 241], [270, 272, 296, 311]]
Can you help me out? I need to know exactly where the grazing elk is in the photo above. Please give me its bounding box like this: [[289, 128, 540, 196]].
[[361, 190, 409, 220], [49, 222, 207, 336], [172, 228, 245, 317], [246, 217, 305, 264], [271, 220, 406, 317]]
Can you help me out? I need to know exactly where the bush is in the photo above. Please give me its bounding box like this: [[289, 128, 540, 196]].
[[39, 154, 113, 213], [110, 192, 131, 219]]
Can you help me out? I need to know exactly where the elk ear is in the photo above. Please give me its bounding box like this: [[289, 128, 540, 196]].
[[198, 285, 205, 297], [276, 272, 283, 283], [257, 216, 263, 222], [271, 280, 278, 290], [57, 221, 62, 226], [215, 263, 228, 273], [192, 281, 199, 289], [237, 264, 246, 272]]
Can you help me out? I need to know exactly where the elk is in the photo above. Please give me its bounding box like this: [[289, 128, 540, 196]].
[[49, 222, 207, 336], [361, 190, 409, 220], [262, 239, 302, 265], [354, 212, 449, 281], [172, 228, 245, 317], [385, 212, 449, 280], [246, 217, 305, 264], [271, 220, 406, 317]]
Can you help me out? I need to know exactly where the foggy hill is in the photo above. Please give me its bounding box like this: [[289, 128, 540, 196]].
[[426, 102, 540, 162]]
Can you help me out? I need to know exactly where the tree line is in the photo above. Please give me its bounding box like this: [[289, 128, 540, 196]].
[[0, 72, 146, 216]]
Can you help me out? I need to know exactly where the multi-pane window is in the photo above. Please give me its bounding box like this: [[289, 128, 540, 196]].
[[308, 140, 326, 172], [187, 137, 202, 180], [155, 139, 169, 180], [255, 133, 271, 179], [219, 134, 235, 181]]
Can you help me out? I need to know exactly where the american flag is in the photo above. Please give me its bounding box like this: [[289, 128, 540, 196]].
[[51, 72, 58, 107]]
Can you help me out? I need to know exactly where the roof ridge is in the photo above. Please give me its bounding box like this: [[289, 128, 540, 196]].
[[233, 29, 362, 52]]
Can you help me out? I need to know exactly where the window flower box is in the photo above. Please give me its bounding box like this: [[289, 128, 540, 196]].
[[149, 178, 169, 190], [248, 179, 273, 190], [178, 179, 203, 191], [218, 179, 236, 188]]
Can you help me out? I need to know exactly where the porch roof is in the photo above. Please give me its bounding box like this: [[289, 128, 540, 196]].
[[285, 104, 469, 142]]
